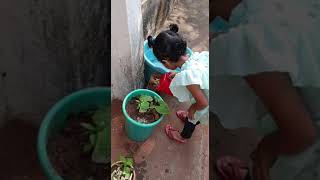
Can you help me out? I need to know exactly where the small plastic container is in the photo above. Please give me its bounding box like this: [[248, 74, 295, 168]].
[[156, 73, 173, 96]]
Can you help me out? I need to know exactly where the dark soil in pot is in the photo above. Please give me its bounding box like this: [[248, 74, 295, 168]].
[[47, 112, 110, 180]]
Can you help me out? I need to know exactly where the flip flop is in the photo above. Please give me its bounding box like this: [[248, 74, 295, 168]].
[[176, 110, 188, 122], [164, 124, 187, 143], [216, 156, 251, 180]]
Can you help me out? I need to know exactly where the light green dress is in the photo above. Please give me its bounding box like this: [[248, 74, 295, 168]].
[[170, 51, 209, 125], [210, 0, 320, 179]]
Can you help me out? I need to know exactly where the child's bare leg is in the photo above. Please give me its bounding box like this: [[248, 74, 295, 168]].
[[170, 130, 187, 142], [245, 72, 316, 180]]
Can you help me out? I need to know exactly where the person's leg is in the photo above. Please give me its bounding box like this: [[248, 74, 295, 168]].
[[244, 72, 316, 180], [166, 120, 200, 142], [180, 120, 200, 139]]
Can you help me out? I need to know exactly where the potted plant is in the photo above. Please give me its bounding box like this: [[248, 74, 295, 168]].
[[80, 107, 110, 163], [111, 156, 136, 180], [38, 87, 111, 180], [122, 89, 169, 142]]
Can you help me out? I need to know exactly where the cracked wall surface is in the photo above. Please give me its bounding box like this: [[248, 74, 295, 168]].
[[0, 0, 110, 125], [111, 0, 177, 100], [142, 0, 178, 37], [111, 0, 144, 100]]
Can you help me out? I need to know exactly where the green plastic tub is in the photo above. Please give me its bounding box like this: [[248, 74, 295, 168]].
[[37, 87, 111, 180], [122, 89, 164, 142]]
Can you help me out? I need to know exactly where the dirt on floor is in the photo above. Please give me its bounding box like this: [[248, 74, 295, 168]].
[[0, 119, 45, 180], [48, 112, 108, 180]]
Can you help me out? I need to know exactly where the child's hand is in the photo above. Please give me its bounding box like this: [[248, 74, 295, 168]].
[[187, 105, 197, 120]]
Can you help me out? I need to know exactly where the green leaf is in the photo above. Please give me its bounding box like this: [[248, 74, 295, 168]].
[[92, 108, 108, 127], [92, 126, 109, 163], [126, 158, 134, 166], [139, 95, 153, 102], [155, 102, 170, 115], [154, 97, 162, 103], [80, 123, 95, 131], [90, 134, 96, 145], [124, 166, 131, 174], [119, 155, 126, 163], [83, 143, 93, 152], [138, 101, 149, 113], [79, 106, 110, 164]]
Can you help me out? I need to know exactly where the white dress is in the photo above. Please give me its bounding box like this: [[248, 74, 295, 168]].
[[210, 0, 320, 179], [170, 51, 209, 124]]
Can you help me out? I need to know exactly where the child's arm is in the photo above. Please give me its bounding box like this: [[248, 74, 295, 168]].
[[186, 85, 208, 120]]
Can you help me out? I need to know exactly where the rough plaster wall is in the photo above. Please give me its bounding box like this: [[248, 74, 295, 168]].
[[111, 0, 144, 100], [0, 0, 110, 126], [142, 0, 179, 37]]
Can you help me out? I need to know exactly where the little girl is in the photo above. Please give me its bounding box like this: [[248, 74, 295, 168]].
[[147, 24, 209, 143], [211, 0, 320, 180]]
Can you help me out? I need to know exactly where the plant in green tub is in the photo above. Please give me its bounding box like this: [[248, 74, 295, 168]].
[[132, 95, 169, 124], [123, 89, 169, 142], [136, 95, 170, 114]]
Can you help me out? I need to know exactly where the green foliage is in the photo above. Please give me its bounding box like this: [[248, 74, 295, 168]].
[[154, 100, 170, 115], [135, 95, 170, 115], [80, 106, 110, 164], [111, 156, 134, 180]]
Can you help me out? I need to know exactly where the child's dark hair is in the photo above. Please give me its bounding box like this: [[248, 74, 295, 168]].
[[147, 24, 187, 62]]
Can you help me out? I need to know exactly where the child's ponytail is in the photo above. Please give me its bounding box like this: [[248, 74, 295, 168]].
[[147, 36, 154, 48], [169, 24, 179, 33]]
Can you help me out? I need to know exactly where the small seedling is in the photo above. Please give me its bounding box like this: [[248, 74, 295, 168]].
[[111, 156, 134, 180], [135, 95, 169, 115]]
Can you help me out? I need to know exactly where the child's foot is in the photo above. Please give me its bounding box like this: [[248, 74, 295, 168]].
[[216, 156, 250, 180], [165, 124, 187, 143], [176, 110, 188, 122]]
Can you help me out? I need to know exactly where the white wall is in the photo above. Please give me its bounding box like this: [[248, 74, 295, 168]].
[[111, 0, 144, 100]]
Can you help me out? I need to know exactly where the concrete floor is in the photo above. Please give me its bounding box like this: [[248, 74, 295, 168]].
[[111, 94, 209, 180], [158, 0, 209, 52]]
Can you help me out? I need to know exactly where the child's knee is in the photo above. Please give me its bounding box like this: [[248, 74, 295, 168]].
[[286, 125, 316, 150], [301, 127, 316, 147]]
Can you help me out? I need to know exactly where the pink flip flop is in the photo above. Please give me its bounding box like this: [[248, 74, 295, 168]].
[[216, 156, 251, 180], [164, 124, 186, 143], [176, 110, 188, 123]]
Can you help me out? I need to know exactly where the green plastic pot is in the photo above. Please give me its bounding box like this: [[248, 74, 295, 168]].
[[37, 87, 111, 180], [122, 89, 164, 142]]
